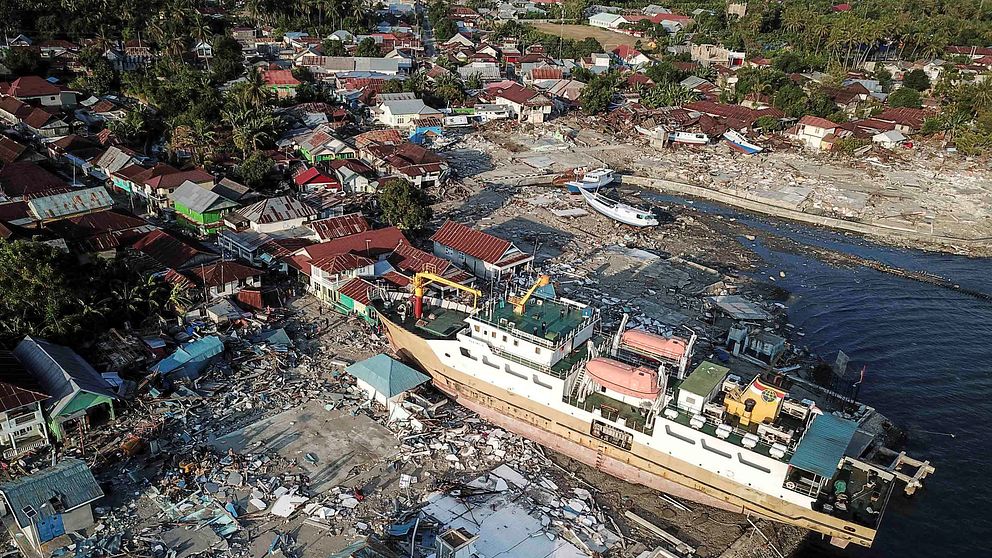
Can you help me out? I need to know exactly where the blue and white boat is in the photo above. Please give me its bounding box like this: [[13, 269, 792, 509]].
[[723, 130, 763, 154]]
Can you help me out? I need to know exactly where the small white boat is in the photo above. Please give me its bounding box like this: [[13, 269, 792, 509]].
[[723, 130, 763, 154], [565, 167, 617, 193], [580, 188, 659, 227], [670, 131, 709, 145], [579, 167, 616, 187]]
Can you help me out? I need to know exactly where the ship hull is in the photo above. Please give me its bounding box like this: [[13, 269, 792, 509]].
[[377, 312, 875, 548]]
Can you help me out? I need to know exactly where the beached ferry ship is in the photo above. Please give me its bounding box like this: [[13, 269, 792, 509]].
[[370, 275, 933, 548]]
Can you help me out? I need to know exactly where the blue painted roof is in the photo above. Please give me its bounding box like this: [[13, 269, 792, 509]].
[[153, 336, 224, 379], [789, 413, 859, 478], [345, 354, 429, 399], [0, 458, 103, 528]]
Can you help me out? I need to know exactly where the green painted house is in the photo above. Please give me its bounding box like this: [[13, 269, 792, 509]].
[[13, 336, 118, 442], [170, 180, 240, 236], [298, 124, 356, 164]]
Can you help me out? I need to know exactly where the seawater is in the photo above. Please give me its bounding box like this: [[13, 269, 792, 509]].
[[644, 192, 992, 556]]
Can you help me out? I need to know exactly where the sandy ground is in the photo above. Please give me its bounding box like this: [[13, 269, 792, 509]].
[[440, 120, 992, 256], [531, 22, 639, 50]]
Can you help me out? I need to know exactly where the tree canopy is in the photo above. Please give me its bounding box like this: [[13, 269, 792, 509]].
[[377, 179, 433, 231], [0, 240, 169, 347]]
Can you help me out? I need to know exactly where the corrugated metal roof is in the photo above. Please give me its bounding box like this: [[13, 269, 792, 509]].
[[0, 458, 103, 528], [309, 213, 370, 240], [337, 277, 375, 306], [26, 186, 114, 220], [233, 195, 317, 225], [679, 361, 729, 397], [429, 220, 511, 265], [0, 351, 49, 412], [12, 336, 117, 417], [789, 414, 859, 478], [171, 181, 239, 214], [345, 354, 429, 399]]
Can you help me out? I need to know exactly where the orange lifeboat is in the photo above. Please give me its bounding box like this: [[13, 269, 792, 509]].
[[585, 357, 660, 399], [621, 330, 688, 362]]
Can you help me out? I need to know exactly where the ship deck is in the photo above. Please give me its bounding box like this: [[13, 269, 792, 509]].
[[377, 303, 469, 340], [476, 298, 589, 345]]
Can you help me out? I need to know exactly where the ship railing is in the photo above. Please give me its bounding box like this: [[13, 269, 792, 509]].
[[663, 403, 795, 460], [492, 347, 566, 379], [563, 394, 655, 435]]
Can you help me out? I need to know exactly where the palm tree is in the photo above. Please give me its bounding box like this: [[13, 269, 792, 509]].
[[241, 70, 271, 108], [971, 80, 992, 115]]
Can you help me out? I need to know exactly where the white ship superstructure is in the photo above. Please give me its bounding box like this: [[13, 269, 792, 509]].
[[371, 276, 933, 548]]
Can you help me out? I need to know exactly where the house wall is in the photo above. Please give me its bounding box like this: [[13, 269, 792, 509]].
[[208, 276, 260, 298], [174, 204, 235, 235], [433, 243, 496, 280], [252, 217, 310, 234], [0, 404, 48, 459], [61, 504, 95, 533]]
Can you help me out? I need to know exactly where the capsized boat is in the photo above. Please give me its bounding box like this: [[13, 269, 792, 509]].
[[723, 130, 763, 154], [580, 188, 659, 227]]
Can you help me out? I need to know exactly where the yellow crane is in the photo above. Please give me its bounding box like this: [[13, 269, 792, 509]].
[[509, 275, 551, 314], [412, 271, 482, 319]]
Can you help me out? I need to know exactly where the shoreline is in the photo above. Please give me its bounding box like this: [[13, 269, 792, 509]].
[[622, 174, 992, 258]]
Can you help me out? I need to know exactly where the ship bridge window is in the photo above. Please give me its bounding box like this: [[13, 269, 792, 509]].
[[474, 325, 480, 333], [535, 347, 541, 355]]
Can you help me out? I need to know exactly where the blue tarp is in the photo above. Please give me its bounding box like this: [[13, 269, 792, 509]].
[[789, 413, 859, 478], [152, 336, 224, 380], [345, 354, 429, 399]]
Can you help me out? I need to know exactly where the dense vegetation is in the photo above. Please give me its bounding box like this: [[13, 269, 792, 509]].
[[0, 240, 175, 347]]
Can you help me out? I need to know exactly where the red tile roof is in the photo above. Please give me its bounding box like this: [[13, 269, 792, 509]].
[[302, 226, 407, 260], [612, 45, 643, 60], [338, 277, 375, 305], [294, 167, 339, 187], [492, 83, 549, 106], [429, 220, 511, 265], [0, 351, 49, 412], [798, 115, 839, 129], [310, 253, 374, 274], [263, 69, 301, 86], [0, 162, 70, 198], [0, 135, 26, 164], [390, 240, 451, 274], [0, 97, 32, 119], [529, 66, 564, 81], [131, 229, 215, 270], [7, 75, 60, 97], [189, 260, 263, 287], [309, 213, 370, 241], [875, 107, 926, 129], [145, 168, 213, 190]]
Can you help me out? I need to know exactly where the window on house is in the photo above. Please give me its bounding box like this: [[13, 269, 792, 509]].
[[474, 325, 480, 333]]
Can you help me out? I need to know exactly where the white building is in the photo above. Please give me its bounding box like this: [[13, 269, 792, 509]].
[[375, 93, 443, 129], [589, 13, 625, 29]]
